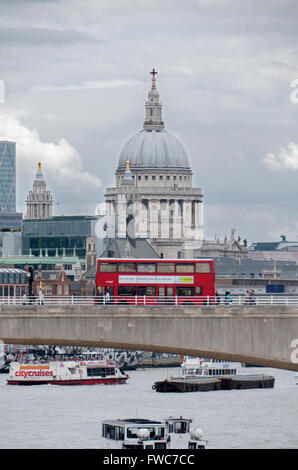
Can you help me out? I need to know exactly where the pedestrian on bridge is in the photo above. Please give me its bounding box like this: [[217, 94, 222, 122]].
[[249, 290, 256, 306], [225, 291, 232, 305]]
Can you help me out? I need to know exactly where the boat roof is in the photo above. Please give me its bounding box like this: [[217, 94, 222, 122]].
[[102, 418, 163, 426], [102, 417, 192, 426]]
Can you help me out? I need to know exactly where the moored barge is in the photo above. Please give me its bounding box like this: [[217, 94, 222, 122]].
[[219, 374, 275, 390], [152, 377, 221, 392]]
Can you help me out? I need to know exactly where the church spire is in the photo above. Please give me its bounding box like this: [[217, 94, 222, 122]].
[[26, 162, 53, 219], [150, 68, 157, 90], [36, 161, 44, 180], [143, 69, 164, 131]]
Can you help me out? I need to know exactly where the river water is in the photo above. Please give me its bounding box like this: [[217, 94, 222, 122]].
[[0, 366, 297, 449]]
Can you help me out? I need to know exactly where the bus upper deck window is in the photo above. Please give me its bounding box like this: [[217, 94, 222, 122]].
[[176, 263, 195, 273], [138, 263, 156, 273], [157, 263, 175, 273], [195, 263, 211, 273], [118, 262, 136, 273], [99, 262, 117, 272]]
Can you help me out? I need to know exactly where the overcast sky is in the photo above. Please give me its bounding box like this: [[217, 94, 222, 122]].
[[1, 0, 298, 244]]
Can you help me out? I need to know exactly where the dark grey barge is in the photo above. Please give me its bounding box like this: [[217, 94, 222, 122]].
[[152, 377, 222, 392], [219, 374, 275, 390], [153, 374, 275, 392]]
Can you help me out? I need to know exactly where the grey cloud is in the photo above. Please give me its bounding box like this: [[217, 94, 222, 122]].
[[1, 0, 298, 244], [0, 25, 98, 45]]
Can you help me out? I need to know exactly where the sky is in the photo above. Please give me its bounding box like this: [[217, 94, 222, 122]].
[[1, 0, 298, 244]]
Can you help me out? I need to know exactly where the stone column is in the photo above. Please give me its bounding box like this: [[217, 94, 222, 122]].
[[148, 199, 159, 239], [182, 200, 192, 240], [134, 199, 148, 238], [117, 194, 127, 238], [172, 199, 182, 239], [106, 200, 116, 238], [160, 200, 169, 239]]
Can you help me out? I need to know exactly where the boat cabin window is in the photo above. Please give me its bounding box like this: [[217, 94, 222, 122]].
[[87, 367, 114, 377], [102, 424, 124, 441], [207, 369, 236, 376], [184, 368, 202, 376], [155, 442, 167, 449], [173, 421, 189, 434], [127, 427, 164, 440]]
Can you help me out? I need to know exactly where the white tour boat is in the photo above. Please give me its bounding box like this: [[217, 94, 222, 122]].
[[7, 360, 128, 386], [181, 357, 245, 378], [101, 416, 207, 449], [153, 358, 274, 392], [180, 357, 275, 390]]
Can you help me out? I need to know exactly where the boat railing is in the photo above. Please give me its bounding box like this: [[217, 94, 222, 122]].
[[2, 294, 298, 306]]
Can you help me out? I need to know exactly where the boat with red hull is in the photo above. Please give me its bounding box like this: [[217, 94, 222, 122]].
[[7, 360, 128, 386]]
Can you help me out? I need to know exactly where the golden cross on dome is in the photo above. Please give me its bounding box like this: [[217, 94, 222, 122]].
[[150, 68, 157, 90]]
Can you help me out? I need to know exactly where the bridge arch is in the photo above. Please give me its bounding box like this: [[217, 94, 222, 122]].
[[1, 304, 298, 371]]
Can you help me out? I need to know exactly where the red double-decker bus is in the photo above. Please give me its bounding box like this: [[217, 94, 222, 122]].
[[96, 258, 215, 305]]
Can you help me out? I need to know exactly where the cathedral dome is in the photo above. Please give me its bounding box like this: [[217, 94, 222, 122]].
[[117, 69, 191, 173], [117, 129, 190, 171]]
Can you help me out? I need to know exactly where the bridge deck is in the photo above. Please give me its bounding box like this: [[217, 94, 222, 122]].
[[1, 305, 298, 371]]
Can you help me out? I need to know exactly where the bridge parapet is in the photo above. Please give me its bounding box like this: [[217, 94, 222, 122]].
[[0, 305, 298, 371]]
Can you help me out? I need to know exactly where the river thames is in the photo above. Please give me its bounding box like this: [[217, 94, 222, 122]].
[[0, 366, 297, 449]]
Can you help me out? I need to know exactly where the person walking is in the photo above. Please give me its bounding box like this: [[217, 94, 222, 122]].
[[251, 289, 256, 305], [215, 291, 221, 305], [245, 290, 250, 305], [225, 291, 232, 305], [105, 289, 110, 304], [38, 289, 44, 305]]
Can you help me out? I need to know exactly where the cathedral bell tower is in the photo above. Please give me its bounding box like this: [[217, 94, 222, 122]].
[[25, 162, 53, 219], [143, 69, 164, 131]]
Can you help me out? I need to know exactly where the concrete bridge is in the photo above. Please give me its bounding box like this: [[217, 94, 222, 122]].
[[1, 304, 298, 371]]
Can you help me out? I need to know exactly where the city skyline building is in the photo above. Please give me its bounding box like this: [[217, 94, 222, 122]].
[[0, 140, 22, 230], [0, 141, 16, 212]]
